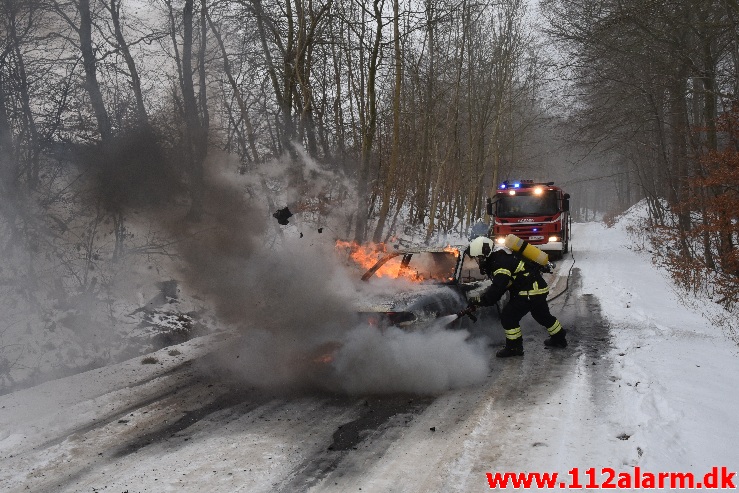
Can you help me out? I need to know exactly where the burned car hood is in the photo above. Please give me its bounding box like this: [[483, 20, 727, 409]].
[[354, 284, 466, 320]]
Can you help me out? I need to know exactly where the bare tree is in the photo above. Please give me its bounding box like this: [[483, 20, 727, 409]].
[[206, 8, 259, 163], [163, 0, 209, 220], [99, 0, 148, 125], [52, 0, 112, 141], [372, 0, 402, 242], [352, 0, 384, 242]]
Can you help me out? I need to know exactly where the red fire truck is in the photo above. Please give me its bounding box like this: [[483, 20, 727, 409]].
[[486, 180, 571, 259]]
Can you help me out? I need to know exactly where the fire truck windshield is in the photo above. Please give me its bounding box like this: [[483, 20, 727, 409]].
[[496, 191, 559, 217]]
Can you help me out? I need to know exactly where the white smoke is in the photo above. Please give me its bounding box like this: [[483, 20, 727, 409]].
[[330, 322, 491, 395]]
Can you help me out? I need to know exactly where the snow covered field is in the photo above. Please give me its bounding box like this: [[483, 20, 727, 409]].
[[1, 208, 738, 492]]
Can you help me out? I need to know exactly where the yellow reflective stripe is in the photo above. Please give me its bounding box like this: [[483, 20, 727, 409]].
[[518, 288, 550, 296], [494, 268, 512, 277], [547, 320, 563, 336], [518, 282, 550, 296], [505, 327, 522, 340], [514, 261, 526, 273]]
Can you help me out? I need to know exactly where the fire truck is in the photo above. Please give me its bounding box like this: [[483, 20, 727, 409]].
[[486, 180, 571, 259]]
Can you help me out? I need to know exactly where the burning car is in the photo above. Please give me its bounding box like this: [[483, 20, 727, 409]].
[[337, 242, 507, 339]]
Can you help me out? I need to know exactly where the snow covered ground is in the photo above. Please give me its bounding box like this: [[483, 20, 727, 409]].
[[1, 206, 738, 491], [567, 214, 739, 481]]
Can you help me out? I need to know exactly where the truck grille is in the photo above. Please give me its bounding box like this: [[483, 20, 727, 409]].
[[495, 222, 550, 244]]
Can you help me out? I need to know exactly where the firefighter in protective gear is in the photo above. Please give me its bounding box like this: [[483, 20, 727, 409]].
[[467, 236, 567, 357]]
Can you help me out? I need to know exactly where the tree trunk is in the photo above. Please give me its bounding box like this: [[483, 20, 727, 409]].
[[106, 0, 147, 125], [414, 0, 435, 226], [0, 78, 16, 207], [251, 0, 295, 155], [373, 0, 402, 243], [353, 0, 383, 243], [7, 1, 40, 186], [198, 3, 209, 134], [181, 0, 206, 220], [79, 0, 111, 141]]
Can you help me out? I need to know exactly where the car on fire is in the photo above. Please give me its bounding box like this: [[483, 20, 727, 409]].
[[348, 245, 507, 339]]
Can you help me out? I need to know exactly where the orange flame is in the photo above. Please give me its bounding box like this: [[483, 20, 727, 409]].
[[335, 240, 390, 273], [336, 241, 458, 283], [444, 245, 460, 257]]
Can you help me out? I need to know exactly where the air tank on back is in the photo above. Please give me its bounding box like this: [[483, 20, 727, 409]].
[[504, 234, 549, 266]]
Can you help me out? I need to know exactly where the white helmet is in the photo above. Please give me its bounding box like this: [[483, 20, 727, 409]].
[[469, 236, 494, 258]]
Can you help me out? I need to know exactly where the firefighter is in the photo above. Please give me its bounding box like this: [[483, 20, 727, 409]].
[[465, 236, 567, 357]]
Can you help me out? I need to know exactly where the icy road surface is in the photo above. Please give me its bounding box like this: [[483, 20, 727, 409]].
[[0, 261, 632, 493]]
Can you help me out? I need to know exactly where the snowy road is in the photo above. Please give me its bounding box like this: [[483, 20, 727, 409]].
[[4, 217, 736, 492], [1, 263, 625, 493]]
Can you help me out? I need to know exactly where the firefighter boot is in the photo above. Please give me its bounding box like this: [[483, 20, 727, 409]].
[[544, 328, 568, 348], [496, 337, 524, 358]]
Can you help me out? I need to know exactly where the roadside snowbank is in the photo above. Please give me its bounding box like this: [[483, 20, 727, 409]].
[[573, 210, 739, 476]]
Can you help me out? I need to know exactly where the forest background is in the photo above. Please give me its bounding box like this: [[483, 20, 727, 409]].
[[1, 0, 738, 389]]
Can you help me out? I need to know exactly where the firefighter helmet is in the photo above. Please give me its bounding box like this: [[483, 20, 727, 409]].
[[469, 236, 495, 258]]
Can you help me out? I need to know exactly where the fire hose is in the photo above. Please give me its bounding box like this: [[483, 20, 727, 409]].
[[547, 252, 576, 302]]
